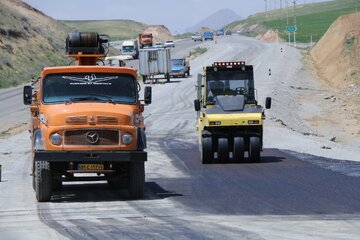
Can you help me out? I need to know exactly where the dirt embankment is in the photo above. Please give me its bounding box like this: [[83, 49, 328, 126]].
[[142, 25, 174, 42], [256, 29, 284, 42], [307, 13, 360, 144], [310, 13, 360, 90]]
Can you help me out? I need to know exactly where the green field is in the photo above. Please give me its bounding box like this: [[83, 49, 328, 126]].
[[63, 20, 147, 41], [227, 0, 360, 43]]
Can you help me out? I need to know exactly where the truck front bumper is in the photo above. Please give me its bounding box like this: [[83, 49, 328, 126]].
[[34, 151, 147, 162]]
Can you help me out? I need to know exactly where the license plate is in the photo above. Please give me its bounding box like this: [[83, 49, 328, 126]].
[[78, 164, 104, 171]]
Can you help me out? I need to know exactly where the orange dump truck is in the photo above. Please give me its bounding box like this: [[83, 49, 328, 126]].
[[138, 33, 153, 48], [23, 32, 152, 202]]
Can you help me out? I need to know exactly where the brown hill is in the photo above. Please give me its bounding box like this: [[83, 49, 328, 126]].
[[142, 25, 174, 42], [0, 0, 71, 88]]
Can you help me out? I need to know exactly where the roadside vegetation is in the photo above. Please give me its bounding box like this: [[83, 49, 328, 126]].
[[226, 0, 360, 43], [189, 47, 207, 59]]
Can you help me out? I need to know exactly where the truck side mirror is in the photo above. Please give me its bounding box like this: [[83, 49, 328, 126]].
[[194, 99, 201, 111], [144, 86, 152, 104], [23, 86, 32, 105], [265, 97, 272, 109]]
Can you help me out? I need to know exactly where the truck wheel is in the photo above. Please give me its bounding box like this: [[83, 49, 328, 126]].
[[218, 138, 229, 163], [35, 161, 52, 202], [233, 137, 245, 163], [201, 137, 214, 164], [142, 76, 147, 84], [32, 173, 35, 190], [166, 74, 170, 83], [128, 160, 145, 199], [249, 137, 261, 163]]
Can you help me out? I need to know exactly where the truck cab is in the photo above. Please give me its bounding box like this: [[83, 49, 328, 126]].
[[203, 31, 214, 41], [139, 33, 153, 48], [23, 32, 152, 202], [121, 40, 139, 59], [170, 58, 190, 78], [194, 61, 271, 164]]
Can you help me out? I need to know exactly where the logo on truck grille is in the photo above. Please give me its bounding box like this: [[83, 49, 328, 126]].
[[85, 131, 99, 144]]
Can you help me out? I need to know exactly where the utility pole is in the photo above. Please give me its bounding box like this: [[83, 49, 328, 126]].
[[286, 0, 289, 25], [293, 0, 297, 47], [264, 0, 268, 20], [281, 0, 284, 20]]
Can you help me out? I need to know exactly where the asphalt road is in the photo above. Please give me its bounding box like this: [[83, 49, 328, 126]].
[[0, 36, 360, 239]]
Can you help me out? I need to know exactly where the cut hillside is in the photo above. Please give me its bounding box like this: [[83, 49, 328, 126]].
[[310, 13, 360, 89], [309, 12, 360, 139], [142, 25, 174, 42], [64, 20, 147, 41], [0, 0, 71, 88]]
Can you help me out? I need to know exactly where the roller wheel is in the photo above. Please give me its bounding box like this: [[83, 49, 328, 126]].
[[249, 137, 261, 163], [35, 161, 52, 202], [233, 137, 245, 163], [218, 138, 229, 163], [128, 160, 145, 199], [201, 137, 214, 164]]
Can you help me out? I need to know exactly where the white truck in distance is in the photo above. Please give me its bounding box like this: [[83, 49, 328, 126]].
[[121, 40, 139, 59]]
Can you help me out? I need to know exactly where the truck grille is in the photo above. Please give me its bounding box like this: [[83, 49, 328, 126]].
[[64, 129, 120, 146]]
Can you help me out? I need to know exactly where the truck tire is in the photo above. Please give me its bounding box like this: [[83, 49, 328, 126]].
[[32, 174, 35, 190], [128, 160, 145, 199], [166, 74, 170, 83], [201, 137, 214, 164], [233, 137, 245, 163], [142, 76, 147, 84], [218, 138, 229, 163], [249, 137, 261, 163], [35, 161, 52, 202]]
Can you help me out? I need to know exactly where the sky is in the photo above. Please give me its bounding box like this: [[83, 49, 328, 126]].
[[23, 0, 329, 33]]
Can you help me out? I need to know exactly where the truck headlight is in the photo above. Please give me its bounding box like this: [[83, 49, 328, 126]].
[[122, 133, 133, 145], [50, 133, 62, 145], [34, 129, 44, 150]]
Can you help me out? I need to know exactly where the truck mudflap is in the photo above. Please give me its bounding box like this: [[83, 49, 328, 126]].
[[34, 151, 147, 162]]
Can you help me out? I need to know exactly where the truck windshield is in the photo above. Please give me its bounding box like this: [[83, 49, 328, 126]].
[[171, 59, 184, 66], [42, 73, 137, 104], [206, 70, 255, 103], [122, 46, 134, 52]]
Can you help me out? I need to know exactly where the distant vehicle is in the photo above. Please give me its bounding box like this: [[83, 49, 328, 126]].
[[170, 58, 190, 78], [139, 33, 153, 48], [164, 40, 175, 48], [139, 48, 171, 83], [203, 31, 214, 41], [192, 33, 203, 42], [225, 30, 232, 36], [154, 42, 163, 48], [121, 40, 139, 59], [216, 29, 224, 36]]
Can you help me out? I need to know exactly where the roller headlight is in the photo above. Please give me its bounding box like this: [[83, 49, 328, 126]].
[[122, 133, 133, 145], [50, 133, 62, 145]]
